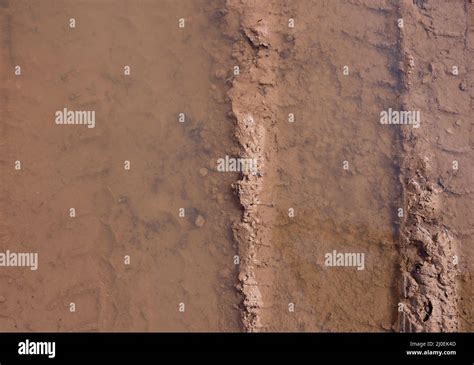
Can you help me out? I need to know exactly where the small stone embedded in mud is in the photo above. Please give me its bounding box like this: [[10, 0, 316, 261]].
[[280, 49, 291, 59], [195, 215, 206, 227], [199, 168, 208, 177], [211, 9, 227, 21], [429, 62, 441, 79], [214, 69, 227, 79], [0, 295, 5, 303]]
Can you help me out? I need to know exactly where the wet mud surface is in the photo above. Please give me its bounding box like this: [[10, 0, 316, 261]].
[[0, 0, 472, 332], [1, 0, 241, 331]]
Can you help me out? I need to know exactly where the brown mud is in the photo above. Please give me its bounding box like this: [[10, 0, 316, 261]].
[[0, 0, 472, 332], [227, 0, 402, 332], [396, 0, 473, 332], [1, 0, 241, 331], [226, 0, 472, 332]]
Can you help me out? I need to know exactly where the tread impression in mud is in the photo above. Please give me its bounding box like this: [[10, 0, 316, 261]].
[[0, 0, 472, 333]]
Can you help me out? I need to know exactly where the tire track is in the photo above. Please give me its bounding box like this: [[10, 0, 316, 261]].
[[396, 0, 473, 332]]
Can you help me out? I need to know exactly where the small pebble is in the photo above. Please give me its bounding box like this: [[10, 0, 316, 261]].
[[199, 168, 208, 177], [195, 215, 205, 227], [214, 69, 226, 79], [0, 296, 5, 303]]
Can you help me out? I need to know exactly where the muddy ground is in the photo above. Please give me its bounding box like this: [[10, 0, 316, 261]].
[[0, 0, 472, 332]]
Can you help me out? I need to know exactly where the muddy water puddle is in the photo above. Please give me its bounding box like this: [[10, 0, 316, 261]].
[[256, 1, 402, 331], [1, 0, 240, 331]]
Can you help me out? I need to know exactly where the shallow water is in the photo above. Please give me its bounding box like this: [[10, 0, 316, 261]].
[[255, 0, 402, 331], [0, 0, 241, 331]]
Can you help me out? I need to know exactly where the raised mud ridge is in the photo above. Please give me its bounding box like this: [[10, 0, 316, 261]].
[[398, 157, 459, 332], [225, 0, 283, 332], [396, 0, 471, 332]]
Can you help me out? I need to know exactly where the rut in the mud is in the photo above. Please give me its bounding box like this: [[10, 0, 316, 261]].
[[226, 0, 402, 331], [226, 0, 472, 332], [396, 0, 473, 332]]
